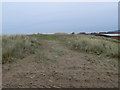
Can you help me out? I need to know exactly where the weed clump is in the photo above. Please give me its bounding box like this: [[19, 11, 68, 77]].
[[60, 34, 119, 58], [2, 35, 41, 64]]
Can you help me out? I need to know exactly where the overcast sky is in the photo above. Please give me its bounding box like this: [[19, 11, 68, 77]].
[[2, 2, 118, 34]]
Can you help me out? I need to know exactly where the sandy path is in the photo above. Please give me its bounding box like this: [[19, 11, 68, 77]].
[[2, 40, 118, 88]]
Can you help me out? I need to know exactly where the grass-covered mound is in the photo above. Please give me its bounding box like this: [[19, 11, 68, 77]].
[[2, 34, 119, 64]]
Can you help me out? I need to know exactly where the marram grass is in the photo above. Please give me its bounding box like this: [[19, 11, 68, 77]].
[[60, 34, 119, 58], [2, 34, 119, 64]]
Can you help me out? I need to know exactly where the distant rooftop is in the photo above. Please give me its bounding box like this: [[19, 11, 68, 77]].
[[102, 34, 120, 36]]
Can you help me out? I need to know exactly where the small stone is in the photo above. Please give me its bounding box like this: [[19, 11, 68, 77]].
[[30, 82, 33, 85], [97, 77, 100, 79], [68, 77, 72, 80], [41, 73, 45, 76], [52, 86, 60, 88], [49, 80, 53, 83]]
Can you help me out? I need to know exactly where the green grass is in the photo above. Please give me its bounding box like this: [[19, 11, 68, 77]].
[[35, 43, 64, 64], [35, 49, 59, 64], [30, 34, 57, 40]]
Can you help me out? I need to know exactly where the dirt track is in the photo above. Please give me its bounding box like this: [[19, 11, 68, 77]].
[[2, 40, 118, 88]]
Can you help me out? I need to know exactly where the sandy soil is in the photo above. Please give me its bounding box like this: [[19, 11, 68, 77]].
[[2, 40, 118, 88]]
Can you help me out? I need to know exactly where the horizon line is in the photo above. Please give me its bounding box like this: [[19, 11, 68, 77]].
[[1, 0, 119, 2]]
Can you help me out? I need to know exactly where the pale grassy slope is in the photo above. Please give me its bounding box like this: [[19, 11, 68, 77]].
[[2, 34, 119, 88]]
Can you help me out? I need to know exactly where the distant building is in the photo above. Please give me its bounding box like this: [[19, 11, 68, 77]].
[[91, 30, 120, 40], [101, 34, 120, 40], [96, 32, 120, 40]]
